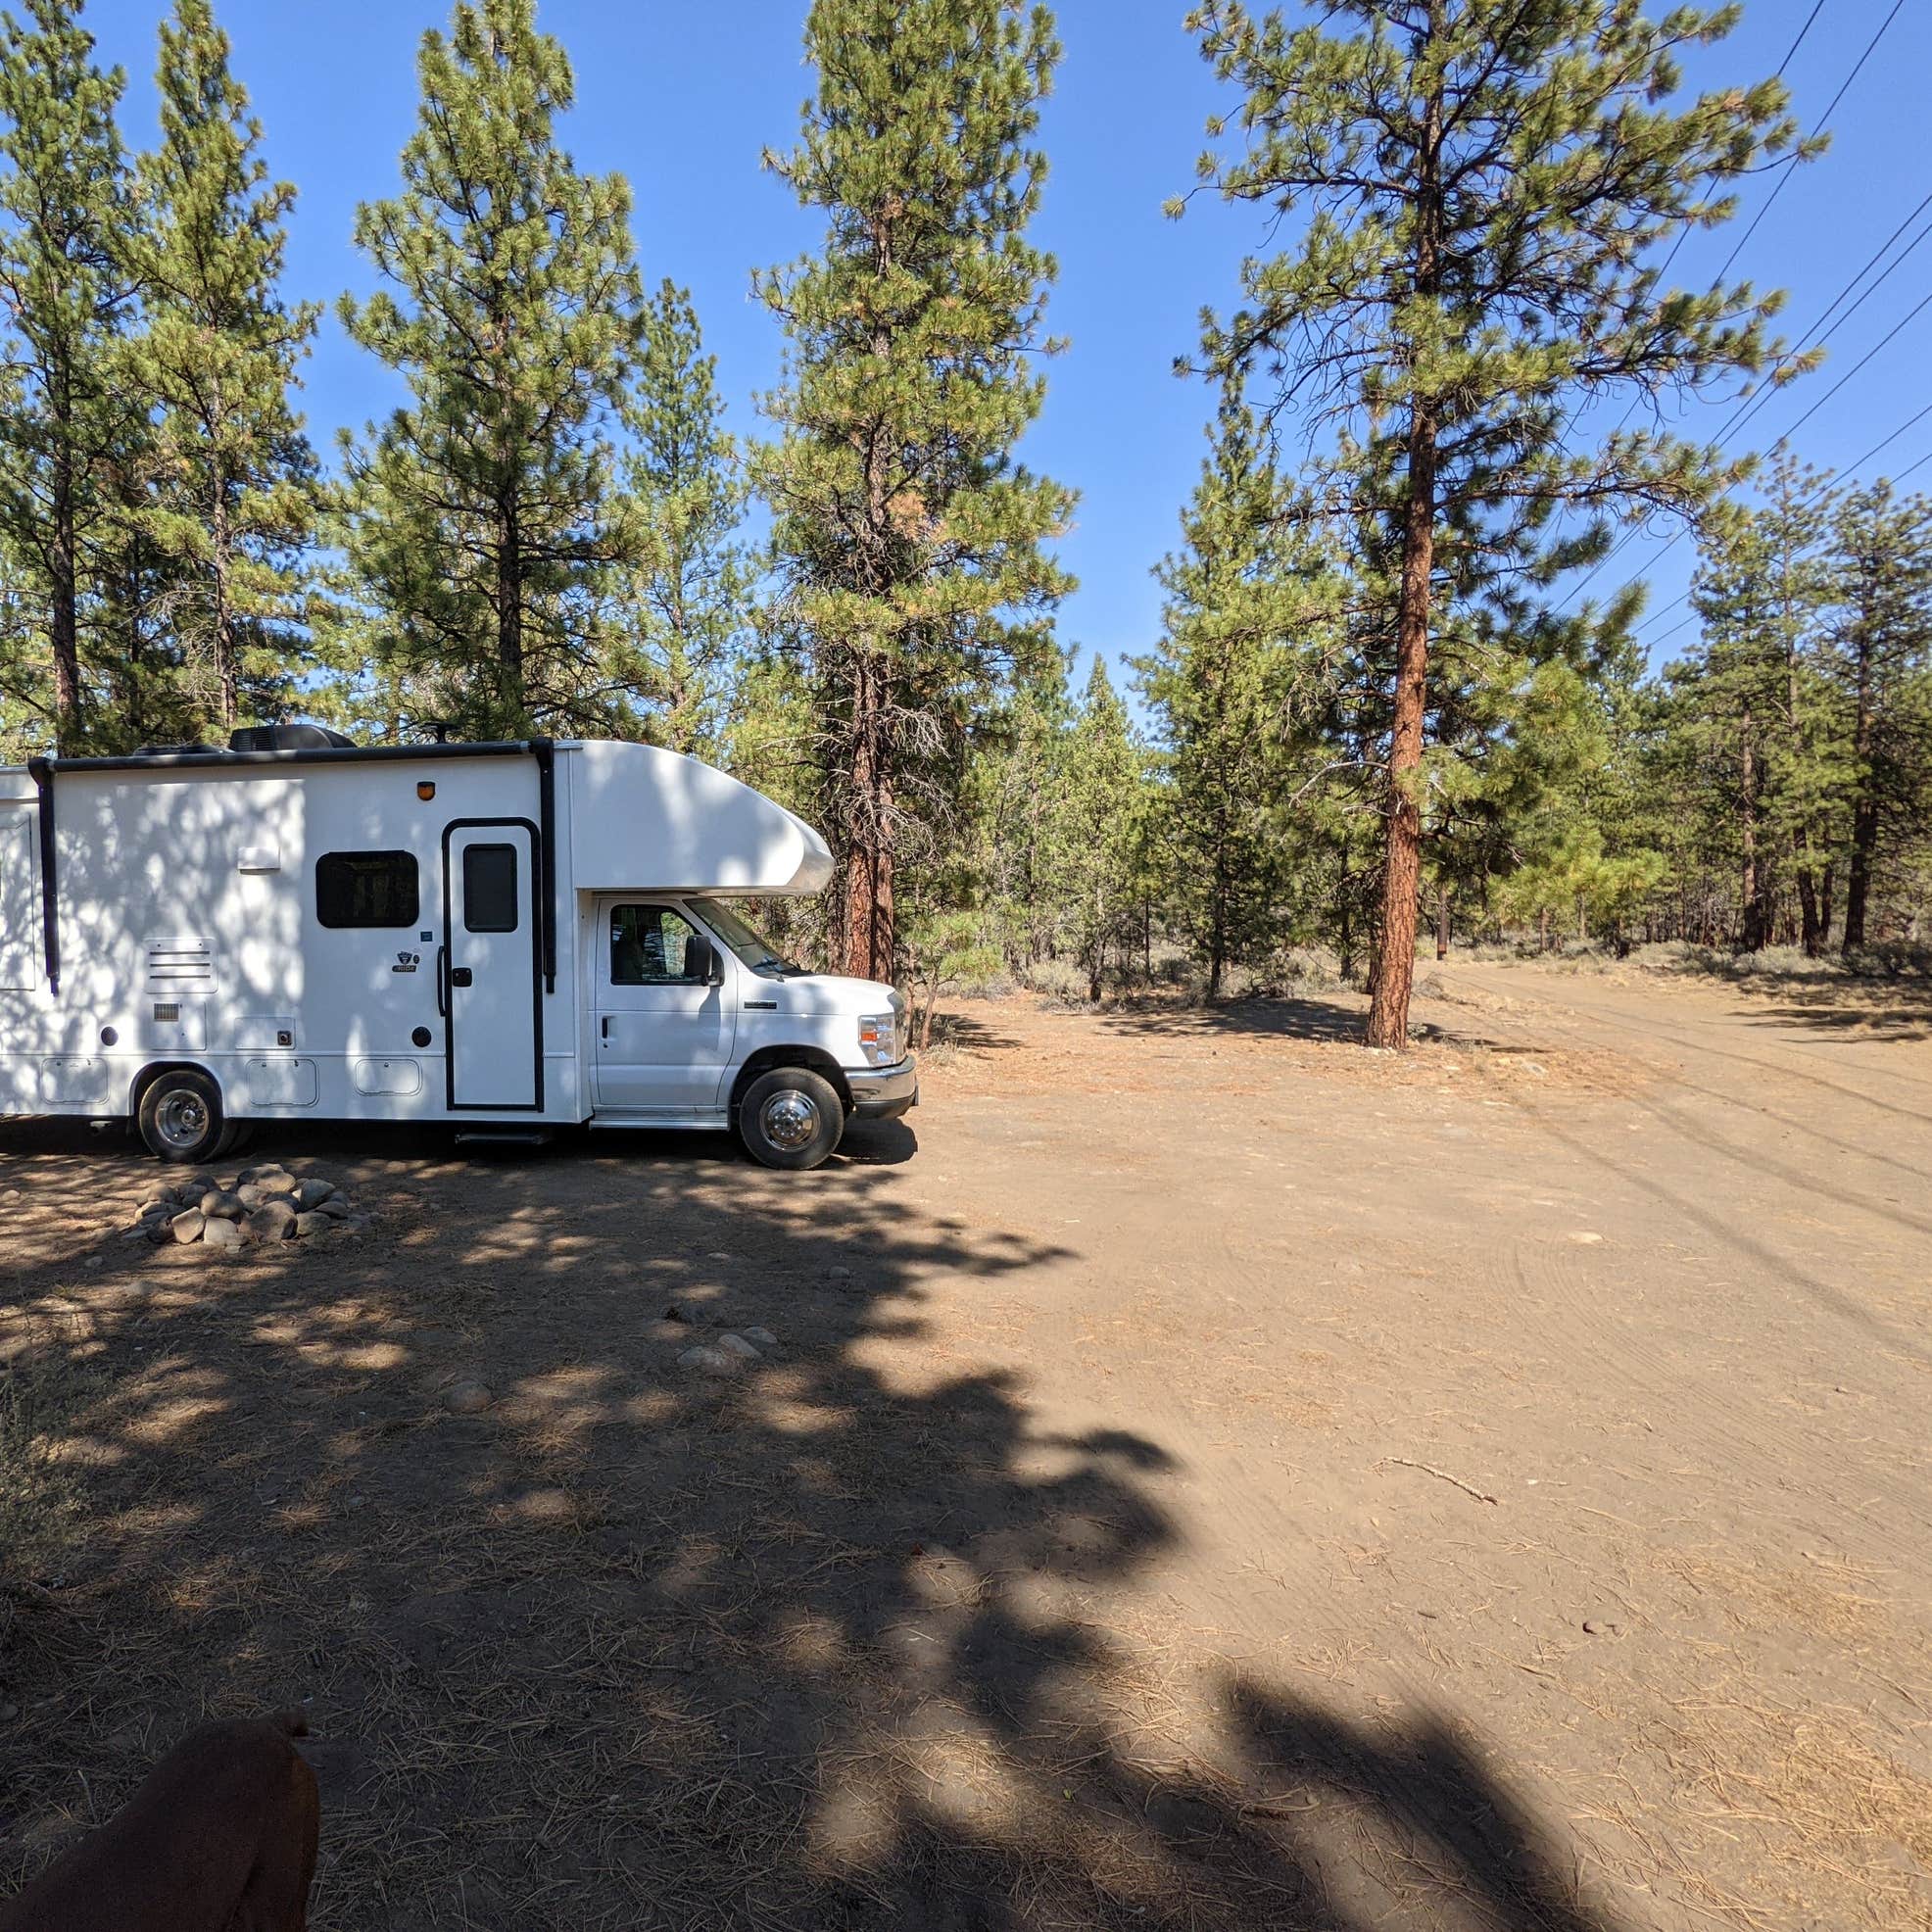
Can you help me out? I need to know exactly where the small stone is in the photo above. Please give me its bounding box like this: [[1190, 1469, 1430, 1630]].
[[678, 1345, 741, 1377], [137, 1199, 170, 1220], [200, 1189, 245, 1220], [293, 1212, 331, 1239], [1, 1187, 22, 1205], [238, 1164, 293, 1188], [0, 1701, 17, 1722], [247, 1202, 297, 1243], [169, 1209, 206, 1245], [716, 1333, 761, 1361], [826, 1266, 851, 1280], [444, 1379, 492, 1415], [740, 1327, 778, 1349], [82, 1256, 102, 1271], [314, 1196, 353, 1220], [201, 1217, 244, 1249], [294, 1179, 336, 1210]]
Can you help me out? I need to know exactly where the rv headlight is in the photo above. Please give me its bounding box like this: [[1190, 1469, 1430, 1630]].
[[857, 1012, 898, 1066]]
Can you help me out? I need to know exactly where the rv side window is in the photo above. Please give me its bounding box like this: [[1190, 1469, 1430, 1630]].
[[462, 844, 518, 933], [315, 850, 419, 929], [610, 905, 703, 985]]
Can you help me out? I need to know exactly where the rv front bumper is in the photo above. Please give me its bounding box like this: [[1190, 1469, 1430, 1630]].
[[846, 1057, 918, 1121]]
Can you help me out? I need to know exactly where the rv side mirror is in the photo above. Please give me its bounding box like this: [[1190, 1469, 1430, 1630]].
[[686, 934, 723, 986]]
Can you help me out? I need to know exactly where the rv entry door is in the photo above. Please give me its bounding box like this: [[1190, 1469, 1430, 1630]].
[[442, 821, 542, 1110]]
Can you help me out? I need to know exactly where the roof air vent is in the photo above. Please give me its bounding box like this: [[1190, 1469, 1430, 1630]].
[[228, 723, 356, 752]]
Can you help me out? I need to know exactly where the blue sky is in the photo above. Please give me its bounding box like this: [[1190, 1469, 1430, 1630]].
[[78, 0, 1932, 689]]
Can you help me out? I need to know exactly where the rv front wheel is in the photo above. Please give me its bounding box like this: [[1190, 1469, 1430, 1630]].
[[737, 1068, 844, 1172], [136, 1069, 226, 1165]]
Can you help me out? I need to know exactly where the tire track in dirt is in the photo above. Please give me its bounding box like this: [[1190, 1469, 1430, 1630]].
[[1466, 969, 1932, 1127], [1507, 1233, 1931, 1543]]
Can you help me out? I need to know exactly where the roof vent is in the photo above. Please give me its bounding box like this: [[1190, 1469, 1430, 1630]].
[[228, 723, 355, 752]]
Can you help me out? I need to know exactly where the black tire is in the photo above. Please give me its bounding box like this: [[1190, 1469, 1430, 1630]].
[[736, 1068, 845, 1171], [136, 1068, 226, 1165]]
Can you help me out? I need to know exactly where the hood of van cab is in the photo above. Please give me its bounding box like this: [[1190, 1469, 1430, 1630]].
[[754, 973, 898, 1017]]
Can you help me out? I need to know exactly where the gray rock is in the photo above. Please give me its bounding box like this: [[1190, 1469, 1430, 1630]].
[[717, 1332, 761, 1361], [293, 1212, 331, 1239], [314, 1196, 353, 1220], [294, 1179, 336, 1210], [444, 1379, 492, 1415], [678, 1344, 741, 1377], [238, 1164, 293, 1188], [200, 1188, 245, 1220], [169, 1209, 206, 1244], [741, 1326, 778, 1348], [201, 1216, 244, 1248], [247, 1202, 297, 1243]]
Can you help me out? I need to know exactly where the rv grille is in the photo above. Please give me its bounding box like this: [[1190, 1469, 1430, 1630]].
[[144, 940, 216, 996]]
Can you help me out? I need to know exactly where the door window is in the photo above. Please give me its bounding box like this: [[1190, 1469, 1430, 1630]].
[[462, 843, 519, 933], [610, 905, 705, 985]]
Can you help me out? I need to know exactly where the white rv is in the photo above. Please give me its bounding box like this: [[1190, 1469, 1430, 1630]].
[[0, 728, 915, 1170]]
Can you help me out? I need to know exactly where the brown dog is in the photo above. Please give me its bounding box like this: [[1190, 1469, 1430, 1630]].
[[0, 1710, 317, 1932]]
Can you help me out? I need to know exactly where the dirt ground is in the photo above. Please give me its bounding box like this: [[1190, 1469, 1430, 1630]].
[[1, 959, 1928, 1931]]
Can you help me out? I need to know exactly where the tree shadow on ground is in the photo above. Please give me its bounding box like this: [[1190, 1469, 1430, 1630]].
[[0, 1119, 1627, 1931], [1097, 995, 1371, 1046]]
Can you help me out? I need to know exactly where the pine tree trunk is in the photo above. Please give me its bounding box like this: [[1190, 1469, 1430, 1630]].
[[1820, 862, 1835, 946], [1739, 711, 1766, 950], [1843, 655, 1875, 949], [50, 437, 81, 746], [212, 475, 236, 731], [1796, 837, 1822, 956], [1365, 41, 1440, 1050], [497, 496, 524, 727], [1366, 398, 1435, 1046], [1844, 801, 1876, 949], [839, 650, 893, 981]]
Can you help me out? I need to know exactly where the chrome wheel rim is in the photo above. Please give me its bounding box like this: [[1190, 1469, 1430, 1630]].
[[760, 1089, 820, 1151], [154, 1089, 210, 1153]]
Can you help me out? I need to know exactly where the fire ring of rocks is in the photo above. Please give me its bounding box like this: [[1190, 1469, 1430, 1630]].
[[128, 1163, 366, 1250]]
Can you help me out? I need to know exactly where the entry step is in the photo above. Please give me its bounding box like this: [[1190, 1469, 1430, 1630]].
[[453, 1128, 555, 1147]]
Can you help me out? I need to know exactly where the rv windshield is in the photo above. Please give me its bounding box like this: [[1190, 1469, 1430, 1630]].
[[690, 898, 803, 980]]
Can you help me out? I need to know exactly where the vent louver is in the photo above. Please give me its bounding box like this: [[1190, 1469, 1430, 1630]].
[[144, 939, 216, 996]]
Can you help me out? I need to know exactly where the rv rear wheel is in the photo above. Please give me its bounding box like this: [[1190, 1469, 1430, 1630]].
[[737, 1068, 844, 1172], [136, 1069, 226, 1165]]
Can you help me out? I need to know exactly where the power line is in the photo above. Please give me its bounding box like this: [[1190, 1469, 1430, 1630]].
[[1707, 0, 1908, 288], [1632, 401, 1932, 643], [1557, 0, 1908, 613]]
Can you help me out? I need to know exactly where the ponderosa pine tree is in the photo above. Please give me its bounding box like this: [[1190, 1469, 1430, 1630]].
[[1185, 0, 1807, 1044], [340, 0, 644, 738], [1060, 657, 1142, 1000], [1139, 397, 1328, 996], [1681, 455, 1840, 949], [126, 0, 318, 734], [0, 0, 138, 748], [1825, 481, 1932, 950], [754, 0, 1075, 982], [611, 279, 748, 757]]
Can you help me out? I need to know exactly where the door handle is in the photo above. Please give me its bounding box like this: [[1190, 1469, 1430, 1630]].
[[450, 967, 473, 988], [435, 944, 448, 1016], [601, 1014, 610, 1040]]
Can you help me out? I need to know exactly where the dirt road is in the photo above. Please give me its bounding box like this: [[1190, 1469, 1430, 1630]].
[[1, 963, 1927, 1930]]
